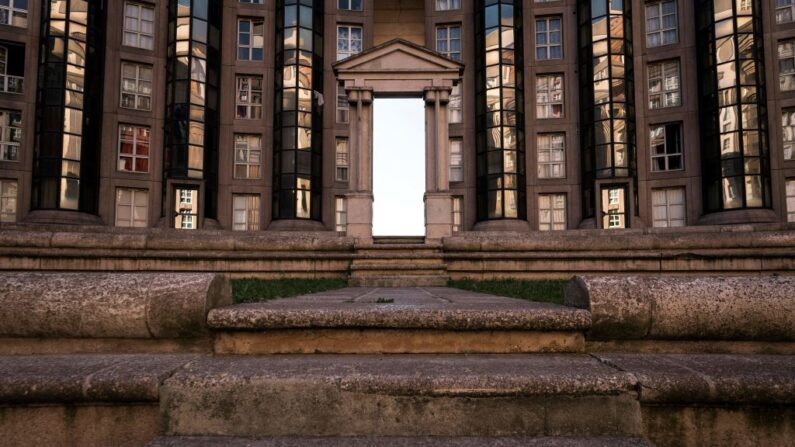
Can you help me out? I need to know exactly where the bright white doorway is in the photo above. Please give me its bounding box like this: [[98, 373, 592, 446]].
[[372, 98, 425, 236]]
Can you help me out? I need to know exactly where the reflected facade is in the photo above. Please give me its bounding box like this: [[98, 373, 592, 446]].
[[695, 0, 771, 212], [578, 0, 637, 226], [164, 0, 222, 227], [32, 0, 105, 212], [475, 0, 526, 221], [273, 0, 323, 221]]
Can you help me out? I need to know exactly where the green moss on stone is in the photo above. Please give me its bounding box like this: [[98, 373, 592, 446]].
[[232, 278, 348, 304], [447, 278, 568, 305]]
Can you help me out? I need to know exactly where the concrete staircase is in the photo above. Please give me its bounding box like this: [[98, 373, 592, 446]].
[[349, 238, 448, 287]]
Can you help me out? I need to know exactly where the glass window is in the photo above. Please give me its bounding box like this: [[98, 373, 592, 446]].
[[338, 0, 362, 11], [123, 2, 155, 50], [0, 109, 21, 162], [0, 45, 23, 94], [0, 178, 17, 222], [536, 74, 564, 119], [539, 193, 566, 231], [236, 75, 263, 119], [234, 134, 262, 179], [436, 24, 462, 61], [449, 83, 463, 124], [645, 0, 678, 47], [337, 80, 349, 123], [437, 0, 461, 11], [783, 108, 795, 161], [120, 62, 153, 111], [337, 25, 363, 61], [652, 187, 686, 227], [452, 196, 463, 233], [787, 179, 795, 222], [115, 188, 148, 227], [650, 123, 683, 171], [777, 0, 795, 24], [648, 59, 680, 109], [336, 138, 349, 182], [174, 187, 198, 229], [450, 139, 463, 182], [0, 0, 27, 27], [117, 124, 150, 173], [238, 18, 264, 61], [335, 197, 347, 233], [601, 186, 627, 229], [779, 40, 795, 91], [537, 133, 565, 179], [232, 194, 260, 231], [536, 17, 562, 60]]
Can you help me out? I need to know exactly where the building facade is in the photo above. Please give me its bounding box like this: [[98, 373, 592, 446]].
[[1, 0, 795, 236]]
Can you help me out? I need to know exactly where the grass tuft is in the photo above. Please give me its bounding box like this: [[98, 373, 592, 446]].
[[447, 278, 569, 305], [232, 278, 348, 304]]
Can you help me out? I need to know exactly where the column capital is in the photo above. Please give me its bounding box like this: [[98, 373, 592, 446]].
[[347, 87, 374, 105], [423, 86, 452, 104]]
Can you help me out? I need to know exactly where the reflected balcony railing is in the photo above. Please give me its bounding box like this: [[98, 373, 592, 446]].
[[0, 74, 23, 94]]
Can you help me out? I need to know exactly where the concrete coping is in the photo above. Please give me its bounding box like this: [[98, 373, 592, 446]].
[[0, 354, 197, 404], [0, 272, 231, 339], [595, 353, 795, 405], [207, 287, 591, 332], [564, 276, 795, 341]]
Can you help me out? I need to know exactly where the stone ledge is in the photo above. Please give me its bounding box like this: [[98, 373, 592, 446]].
[[594, 353, 795, 405], [0, 272, 231, 339], [565, 276, 795, 341], [147, 436, 655, 447], [207, 287, 590, 331], [0, 354, 197, 404]]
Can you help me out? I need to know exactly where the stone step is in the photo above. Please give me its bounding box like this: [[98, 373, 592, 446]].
[[348, 275, 451, 287], [372, 236, 427, 245], [160, 354, 644, 438], [355, 247, 444, 257], [208, 287, 589, 354], [351, 255, 446, 265], [350, 264, 447, 275], [147, 436, 656, 446]]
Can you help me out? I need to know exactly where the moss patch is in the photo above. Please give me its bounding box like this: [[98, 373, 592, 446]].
[[448, 278, 568, 305], [232, 278, 348, 304]]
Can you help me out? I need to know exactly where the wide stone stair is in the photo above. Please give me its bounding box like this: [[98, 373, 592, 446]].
[[348, 237, 448, 287]]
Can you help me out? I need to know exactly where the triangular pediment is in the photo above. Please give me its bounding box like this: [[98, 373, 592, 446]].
[[333, 38, 464, 74]]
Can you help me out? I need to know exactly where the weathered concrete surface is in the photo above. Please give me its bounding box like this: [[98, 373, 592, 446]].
[[208, 287, 590, 331], [0, 273, 231, 338], [594, 353, 795, 405], [0, 354, 196, 403], [0, 404, 160, 447], [147, 436, 655, 446], [0, 337, 213, 355], [565, 276, 795, 341], [587, 339, 795, 355], [214, 329, 584, 354], [161, 354, 641, 438]]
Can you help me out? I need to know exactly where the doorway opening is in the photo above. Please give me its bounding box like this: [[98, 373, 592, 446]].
[[372, 97, 425, 236]]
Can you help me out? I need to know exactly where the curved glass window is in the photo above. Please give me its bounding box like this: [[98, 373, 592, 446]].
[[696, 0, 770, 212], [165, 0, 222, 220], [274, 0, 323, 221], [475, 0, 525, 221], [578, 0, 637, 219], [33, 0, 106, 212]]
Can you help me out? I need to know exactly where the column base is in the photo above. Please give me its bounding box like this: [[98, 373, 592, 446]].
[[345, 192, 373, 244], [697, 209, 780, 226], [473, 219, 530, 233], [424, 192, 453, 242], [23, 210, 104, 226]]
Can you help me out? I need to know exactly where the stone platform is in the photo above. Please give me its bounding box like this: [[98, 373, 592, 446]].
[[209, 287, 590, 354]]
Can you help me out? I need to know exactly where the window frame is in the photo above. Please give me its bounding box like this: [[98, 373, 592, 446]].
[[335, 196, 347, 233], [779, 39, 795, 92], [235, 75, 263, 120], [783, 107, 795, 161], [337, 80, 349, 124], [0, 109, 21, 162], [452, 196, 463, 233], [117, 124, 151, 174], [538, 193, 567, 231], [537, 133, 566, 179], [450, 139, 463, 182], [234, 134, 262, 179], [650, 122, 684, 172], [645, 0, 678, 48], [787, 179, 795, 222], [536, 74, 564, 119], [232, 194, 261, 231], [338, 0, 362, 11], [648, 59, 681, 110], [436, 23, 462, 61], [120, 61, 153, 111], [115, 188, 149, 228], [436, 0, 461, 11], [777, 0, 795, 24], [0, 0, 27, 28], [335, 138, 349, 182], [337, 24, 363, 61], [651, 187, 686, 228], [237, 17, 265, 61], [535, 16, 563, 61], [123, 1, 155, 50], [0, 178, 17, 222]]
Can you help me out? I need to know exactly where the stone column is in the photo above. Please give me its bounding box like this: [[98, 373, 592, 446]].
[[345, 87, 374, 244], [423, 87, 454, 242]]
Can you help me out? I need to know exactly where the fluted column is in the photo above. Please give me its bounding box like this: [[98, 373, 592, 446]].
[[424, 87, 454, 241], [344, 86, 374, 243]]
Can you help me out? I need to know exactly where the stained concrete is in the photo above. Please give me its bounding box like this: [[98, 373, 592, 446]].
[[147, 436, 656, 447], [208, 287, 590, 331]]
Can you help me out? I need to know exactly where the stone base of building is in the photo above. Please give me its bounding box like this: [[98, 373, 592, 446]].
[[472, 219, 531, 232], [23, 210, 105, 226], [424, 192, 454, 242], [267, 219, 327, 231], [698, 208, 780, 226]]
